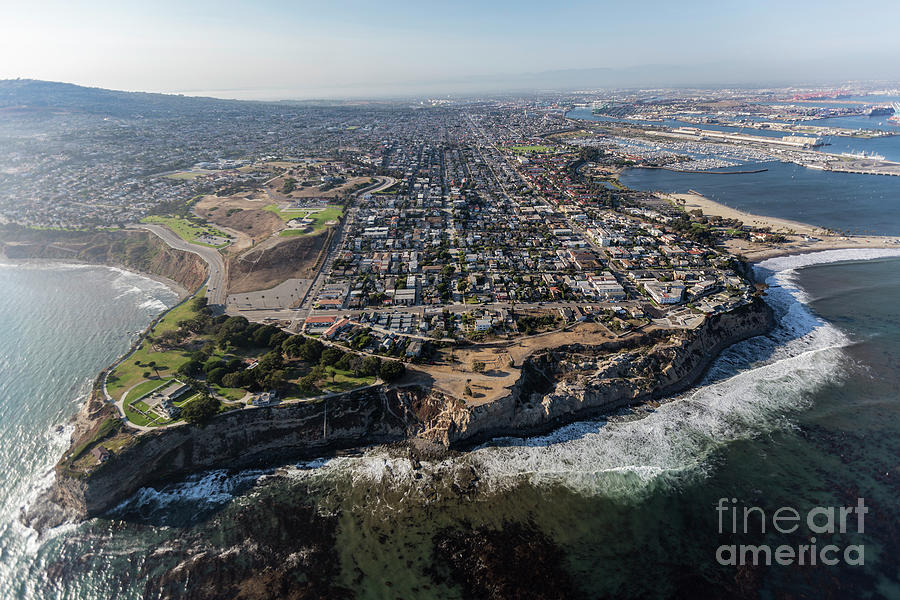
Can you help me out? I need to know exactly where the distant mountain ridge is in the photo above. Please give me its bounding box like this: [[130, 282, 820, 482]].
[[0, 79, 247, 117]]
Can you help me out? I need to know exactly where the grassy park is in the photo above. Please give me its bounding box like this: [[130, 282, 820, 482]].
[[106, 290, 207, 400], [267, 203, 342, 222], [106, 287, 392, 427], [140, 215, 231, 247], [506, 144, 555, 154]]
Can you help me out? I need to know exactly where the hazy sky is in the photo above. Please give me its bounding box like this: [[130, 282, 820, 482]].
[[2, 0, 900, 98]]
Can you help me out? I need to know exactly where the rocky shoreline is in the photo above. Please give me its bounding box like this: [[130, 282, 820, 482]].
[[31, 295, 775, 525]]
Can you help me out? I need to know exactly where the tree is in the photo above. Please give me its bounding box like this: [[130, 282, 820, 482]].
[[320, 347, 345, 366], [191, 296, 209, 312], [335, 353, 353, 371], [203, 357, 224, 374], [361, 355, 381, 376], [221, 371, 247, 389], [379, 360, 405, 382], [178, 360, 202, 378], [472, 360, 486, 373], [207, 367, 228, 385], [252, 325, 280, 348], [299, 373, 318, 394], [269, 331, 289, 349], [282, 334, 306, 358], [147, 361, 161, 378], [181, 394, 220, 424], [258, 350, 284, 371], [299, 339, 324, 363]]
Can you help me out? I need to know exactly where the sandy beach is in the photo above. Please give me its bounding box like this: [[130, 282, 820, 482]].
[[662, 191, 900, 262]]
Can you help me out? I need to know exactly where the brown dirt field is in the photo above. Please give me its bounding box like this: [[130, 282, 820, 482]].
[[227, 231, 329, 294], [194, 193, 285, 247], [409, 322, 617, 406]]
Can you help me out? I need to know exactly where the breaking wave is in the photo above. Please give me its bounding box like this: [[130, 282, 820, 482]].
[[111, 469, 269, 526]]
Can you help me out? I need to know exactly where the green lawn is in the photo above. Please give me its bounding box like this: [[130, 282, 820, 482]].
[[123, 400, 170, 427], [124, 378, 171, 404], [214, 385, 247, 402], [140, 215, 230, 247], [506, 145, 554, 155], [173, 392, 201, 408], [266, 204, 343, 234], [320, 367, 375, 393], [107, 291, 206, 401]]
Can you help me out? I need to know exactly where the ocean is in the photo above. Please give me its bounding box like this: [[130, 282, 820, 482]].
[[620, 161, 900, 236], [2, 252, 900, 596]]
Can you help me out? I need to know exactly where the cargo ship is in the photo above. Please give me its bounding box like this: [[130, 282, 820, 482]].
[[890, 103, 900, 123], [867, 105, 895, 117]]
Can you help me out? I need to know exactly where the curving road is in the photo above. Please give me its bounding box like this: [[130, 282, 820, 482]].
[[132, 223, 227, 306]]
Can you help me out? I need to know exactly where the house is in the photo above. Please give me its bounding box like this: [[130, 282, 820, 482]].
[[315, 298, 344, 309], [394, 288, 417, 306], [474, 318, 492, 332], [304, 315, 337, 333], [90, 446, 111, 463], [323, 318, 351, 340], [405, 340, 423, 359], [252, 390, 278, 406], [645, 282, 685, 305]]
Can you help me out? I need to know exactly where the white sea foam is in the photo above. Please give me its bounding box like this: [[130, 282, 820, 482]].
[[138, 298, 169, 312], [0, 417, 80, 577], [113, 469, 269, 518], [756, 248, 900, 275]]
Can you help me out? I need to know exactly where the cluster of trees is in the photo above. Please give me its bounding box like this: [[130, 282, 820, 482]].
[[168, 298, 406, 397], [180, 393, 220, 424], [175, 309, 291, 391], [284, 336, 405, 393], [516, 314, 559, 335], [174, 300, 289, 352], [669, 216, 718, 246]]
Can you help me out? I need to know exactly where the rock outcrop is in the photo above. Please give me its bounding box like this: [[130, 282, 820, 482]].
[[410, 297, 775, 447]]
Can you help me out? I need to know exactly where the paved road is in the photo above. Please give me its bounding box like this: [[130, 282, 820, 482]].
[[133, 223, 228, 306]]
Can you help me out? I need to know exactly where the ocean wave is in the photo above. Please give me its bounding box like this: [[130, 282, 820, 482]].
[[0, 260, 104, 272], [755, 247, 900, 275], [110, 468, 270, 524], [138, 298, 169, 313], [110, 269, 175, 299], [0, 419, 78, 571]]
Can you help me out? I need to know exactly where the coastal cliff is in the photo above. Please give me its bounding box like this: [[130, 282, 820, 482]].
[[410, 297, 775, 447], [0, 226, 208, 292], [43, 297, 774, 522]]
